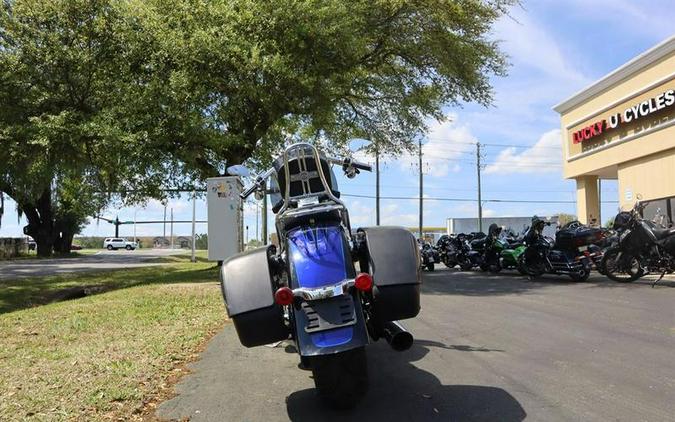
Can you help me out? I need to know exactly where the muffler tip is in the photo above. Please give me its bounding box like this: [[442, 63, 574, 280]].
[[383, 321, 414, 352]]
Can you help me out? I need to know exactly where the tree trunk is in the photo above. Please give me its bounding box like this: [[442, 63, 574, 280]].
[[20, 187, 57, 257], [53, 229, 75, 254]]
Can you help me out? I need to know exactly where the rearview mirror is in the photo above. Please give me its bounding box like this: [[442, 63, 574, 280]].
[[226, 165, 250, 177]]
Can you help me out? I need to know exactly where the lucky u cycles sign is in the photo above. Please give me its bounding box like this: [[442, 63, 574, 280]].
[[572, 88, 675, 144]]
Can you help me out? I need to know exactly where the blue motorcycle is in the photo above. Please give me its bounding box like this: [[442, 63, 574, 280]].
[[220, 143, 421, 407]]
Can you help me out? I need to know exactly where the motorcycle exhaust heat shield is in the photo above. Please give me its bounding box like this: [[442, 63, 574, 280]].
[[361, 226, 421, 322], [220, 246, 289, 347]]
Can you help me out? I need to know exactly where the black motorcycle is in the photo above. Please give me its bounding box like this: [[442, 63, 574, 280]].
[[419, 240, 439, 271], [455, 233, 478, 271], [600, 201, 675, 283], [519, 217, 593, 282], [221, 143, 421, 407], [436, 235, 458, 268], [463, 224, 503, 272]]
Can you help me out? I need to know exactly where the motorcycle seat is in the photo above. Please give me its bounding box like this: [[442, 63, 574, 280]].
[[653, 228, 675, 240], [507, 242, 523, 248], [280, 204, 343, 231]]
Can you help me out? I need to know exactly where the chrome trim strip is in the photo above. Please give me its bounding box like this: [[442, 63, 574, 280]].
[[291, 278, 355, 301]]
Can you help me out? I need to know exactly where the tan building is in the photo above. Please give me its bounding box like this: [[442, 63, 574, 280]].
[[554, 35, 675, 226]]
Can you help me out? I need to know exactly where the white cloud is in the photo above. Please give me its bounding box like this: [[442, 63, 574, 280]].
[[392, 113, 477, 178], [484, 129, 562, 175], [493, 8, 590, 86]]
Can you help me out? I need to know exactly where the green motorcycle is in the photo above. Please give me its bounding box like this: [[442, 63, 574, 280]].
[[498, 238, 527, 275]]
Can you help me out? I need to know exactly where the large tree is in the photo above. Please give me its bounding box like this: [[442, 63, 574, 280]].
[[0, 0, 170, 255], [1, 0, 514, 255]]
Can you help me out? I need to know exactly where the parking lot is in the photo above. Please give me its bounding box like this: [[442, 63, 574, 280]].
[[158, 267, 675, 422]]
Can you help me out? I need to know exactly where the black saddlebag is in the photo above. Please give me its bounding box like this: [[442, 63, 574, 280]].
[[360, 226, 421, 322], [220, 246, 289, 347], [555, 225, 603, 250]]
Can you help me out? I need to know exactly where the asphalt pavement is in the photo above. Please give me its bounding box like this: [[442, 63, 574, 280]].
[[157, 269, 675, 422], [0, 249, 183, 279]]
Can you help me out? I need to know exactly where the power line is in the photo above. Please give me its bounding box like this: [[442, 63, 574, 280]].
[[341, 193, 620, 204], [421, 137, 560, 151]]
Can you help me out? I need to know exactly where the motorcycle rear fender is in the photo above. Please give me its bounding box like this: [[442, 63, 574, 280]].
[[291, 294, 369, 357], [286, 224, 369, 356]]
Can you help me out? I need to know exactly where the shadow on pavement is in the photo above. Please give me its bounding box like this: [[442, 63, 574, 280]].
[[421, 267, 675, 296], [286, 340, 525, 422], [421, 269, 547, 297]]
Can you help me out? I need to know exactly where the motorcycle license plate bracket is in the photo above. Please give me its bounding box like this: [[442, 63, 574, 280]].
[[301, 294, 357, 334]]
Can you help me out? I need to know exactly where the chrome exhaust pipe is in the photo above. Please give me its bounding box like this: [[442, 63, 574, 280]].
[[383, 321, 413, 351]]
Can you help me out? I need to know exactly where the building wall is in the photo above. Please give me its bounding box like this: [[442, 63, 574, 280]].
[[560, 49, 675, 179], [617, 148, 675, 210], [555, 37, 675, 221]]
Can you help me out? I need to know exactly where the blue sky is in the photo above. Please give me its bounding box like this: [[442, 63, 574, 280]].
[[1, 1, 674, 240]]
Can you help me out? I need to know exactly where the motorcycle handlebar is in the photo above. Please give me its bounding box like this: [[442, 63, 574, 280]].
[[240, 168, 275, 199], [350, 159, 373, 172]]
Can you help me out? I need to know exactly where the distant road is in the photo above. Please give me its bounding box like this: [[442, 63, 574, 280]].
[[0, 249, 185, 280]]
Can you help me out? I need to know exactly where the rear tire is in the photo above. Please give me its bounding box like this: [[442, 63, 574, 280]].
[[426, 263, 435, 271], [310, 347, 368, 408], [106, 245, 113, 250], [459, 260, 473, 271], [569, 267, 590, 282], [601, 247, 642, 282]]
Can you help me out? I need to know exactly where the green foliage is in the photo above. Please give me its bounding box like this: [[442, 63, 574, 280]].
[[557, 213, 578, 227], [73, 236, 103, 249], [0, 0, 514, 253], [121, 0, 514, 168], [195, 233, 208, 250]]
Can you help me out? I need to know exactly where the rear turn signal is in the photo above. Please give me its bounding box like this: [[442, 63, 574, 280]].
[[354, 273, 373, 292], [274, 287, 294, 305]]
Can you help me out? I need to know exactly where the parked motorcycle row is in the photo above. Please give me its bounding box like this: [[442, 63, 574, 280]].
[[424, 204, 675, 284]]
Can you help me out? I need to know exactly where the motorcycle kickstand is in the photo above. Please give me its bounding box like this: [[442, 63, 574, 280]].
[[651, 271, 666, 288]]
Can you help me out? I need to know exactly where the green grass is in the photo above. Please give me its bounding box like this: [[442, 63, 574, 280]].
[[0, 260, 226, 421]]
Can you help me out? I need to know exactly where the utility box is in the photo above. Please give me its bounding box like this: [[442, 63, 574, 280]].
[[207, 177, 243, 262]]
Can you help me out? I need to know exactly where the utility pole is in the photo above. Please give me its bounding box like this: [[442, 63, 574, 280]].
[[170, 208, 174, 249], [133, 209, 137, 245], [418, 138, 423, 240], [255, 202, 259, 243], [375, 141, 380, 226], [476, 142, 483, 233], [191, 190, 196, 262], [261, 181, 268, 245], [163, 205, 167, 244]]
